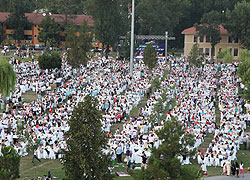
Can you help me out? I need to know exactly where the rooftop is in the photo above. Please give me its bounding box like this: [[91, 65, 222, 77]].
[[182, 25, 228, 35], [0, 12, 94, 26]]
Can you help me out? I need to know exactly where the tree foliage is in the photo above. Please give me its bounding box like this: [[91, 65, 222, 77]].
[[136, 118, 196, 180], [66, 21, 92, 68], [238, 49, 250, 101], [0, 59, 16, 97], [63, 95, 113, 180], [0, 146, 20, 180], [143, 44, 157, 71], [38, 16, 61, 47], [188, 43, 202, 67], [0, 23, 5, 45], [43, 0, 86, 16], [5, 0, 31, 44], [217, 49, 233, 63], [85, 0, 127, 52], [136, 0, 190, 35], [194, 10, 224, 62], [38, 52, 62, 70], [226, 1, 250, 49]]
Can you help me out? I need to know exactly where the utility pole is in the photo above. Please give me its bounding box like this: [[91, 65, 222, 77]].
[[165, 31, 168, 59], [129, 0, 135, 77]]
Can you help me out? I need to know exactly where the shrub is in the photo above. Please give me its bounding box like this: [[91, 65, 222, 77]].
[[217, 48, 233, 63], [38, 52, 62, 70]]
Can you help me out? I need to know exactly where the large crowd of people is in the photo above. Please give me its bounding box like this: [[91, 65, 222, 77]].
[[0, 52, 249, 175]]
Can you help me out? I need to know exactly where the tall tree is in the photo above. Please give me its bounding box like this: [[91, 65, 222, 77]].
[[237, 49, 250, 100], [63, 95, 113, 180], [0, 146, 20, 180], [226, 1, 250, 49], [0, 58, 16, 97], [189, 43, 203, 67], [65, 21, 92, 68], [136, 0, 190, 35], [135, 118, 196, 180], [143, 44, 157, 72], [5, 0, 31, 45], [194, 10, 224, 62], [38, 15, 61, 47], [0, 0, 10, 12], [0, 23, 5, 46], [85, 0, 127, 55]]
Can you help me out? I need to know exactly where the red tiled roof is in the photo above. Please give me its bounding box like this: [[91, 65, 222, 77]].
[[0, 12, 94, 26], [182, 25, 228, 35]]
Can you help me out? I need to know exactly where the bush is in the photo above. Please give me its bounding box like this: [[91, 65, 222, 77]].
[[217, 48, 233, 63], [0, 146, 20, 180], [38, 52, 62, 70]]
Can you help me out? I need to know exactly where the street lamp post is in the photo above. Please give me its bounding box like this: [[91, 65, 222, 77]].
[[165, 31, 168, 59], [129, 0, 135, 77]]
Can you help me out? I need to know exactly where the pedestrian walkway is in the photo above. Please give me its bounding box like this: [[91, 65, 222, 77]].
[[205, 174, 250, 179]]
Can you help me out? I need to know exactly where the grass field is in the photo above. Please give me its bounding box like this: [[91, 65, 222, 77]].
[[18, 154, 65, 180], [22, 91, 38, 103]]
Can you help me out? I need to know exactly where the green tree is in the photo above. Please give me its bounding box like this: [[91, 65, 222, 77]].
[[38, 15, 61, 47], [238, 49, 250, 100], [5, 0, 31, 45], [0, 146, 20, 180], [66, 21, 92, 68], [136, 0, 190, 35], [143, 44, 157, 71], [63, 95, 113, 180], [0, 23, 5, 46], [135, 118, 196, 180], [217, 48, 233, 63], [194, 10, 224, 62], [44, 0, 86, 16], [0, 0, 40, 12], [85, 0, 127, 55], [226, 1, 250, 49], [189, 43, 203, 67], [0, 58, 16, 97], [38, 52, 62, 70]]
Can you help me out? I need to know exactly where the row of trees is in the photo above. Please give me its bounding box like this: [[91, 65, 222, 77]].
[[238, 50, 250, 101], [189, 0, 250, 62]]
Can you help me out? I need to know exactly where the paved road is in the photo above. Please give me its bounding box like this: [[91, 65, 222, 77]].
[[205, 174, 250, 180]]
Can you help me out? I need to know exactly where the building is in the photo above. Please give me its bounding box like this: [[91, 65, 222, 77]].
[[0, 12, 100, 48], [182, 25, 241, 60]]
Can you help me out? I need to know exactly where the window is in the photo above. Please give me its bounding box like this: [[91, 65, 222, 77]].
[[24, 35, 32, 40], [234, 38, 239, 43], [205, 48, 210, 56], [199, 48, 203, 55], [206, 36, 211, 43], [228, 36, 232, 43], [199, 36, 204, 43], [234, 48, 238, 57], [230, 48, 232, 54], [219, 48, 222, 52], [24, 24, 32, 30], [194, 35, 198, 43]]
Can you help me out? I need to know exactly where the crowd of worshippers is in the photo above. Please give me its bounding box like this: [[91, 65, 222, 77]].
[[0, 52, 249, 171]]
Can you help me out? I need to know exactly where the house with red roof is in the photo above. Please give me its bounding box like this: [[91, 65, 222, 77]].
[[0, 12, 98, 48], [181, 25, 241, 60]]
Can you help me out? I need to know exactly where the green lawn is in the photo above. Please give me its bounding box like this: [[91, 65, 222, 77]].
[[19, 154, 65, 180], [22, 91, 38, 103]]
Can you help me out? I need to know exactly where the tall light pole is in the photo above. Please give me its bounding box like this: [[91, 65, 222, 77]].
[[165, 31, 168, 59], [129, 0, 135, 77]]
